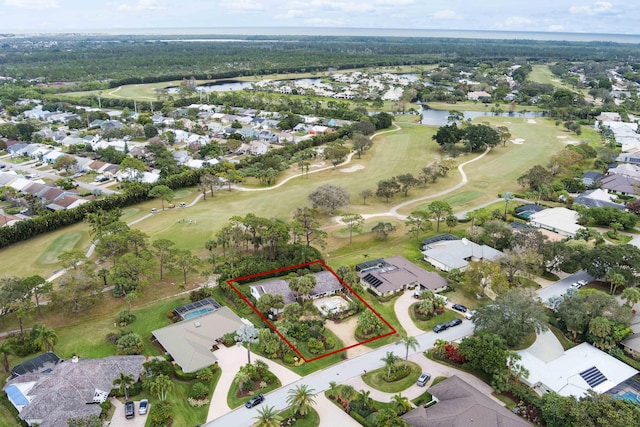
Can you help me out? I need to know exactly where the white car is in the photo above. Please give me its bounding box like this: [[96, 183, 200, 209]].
[[138, 399, 149, 415], [464, 310, 476, 320], [571, 280, 588, 290]]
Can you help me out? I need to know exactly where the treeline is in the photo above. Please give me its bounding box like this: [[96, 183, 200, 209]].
[[2, 36, 640, 82]]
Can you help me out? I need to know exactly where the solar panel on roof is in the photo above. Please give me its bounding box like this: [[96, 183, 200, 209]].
[[580, 366, 607, 388], [363, 273, 383, 288]]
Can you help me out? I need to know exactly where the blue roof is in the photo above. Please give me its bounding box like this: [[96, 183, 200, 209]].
[[5, 384, 29, 406]]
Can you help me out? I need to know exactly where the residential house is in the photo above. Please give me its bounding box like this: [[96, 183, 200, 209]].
[[258, 130, 279, 144], [152, 306, 247, 373], [573, 188, 626, 210], [4, 355, 145, 427], [528, 207, 584, 238], [596, 112, 622, 122], [355, 256, 448, 297], [46, 195, 89, 211], [616, 152, 640, 165], [309, 125, 330, 135], [600, 173, 640, 196], [422, 235, 504, 272], [466, 90, 492, 101], [7, 143, 28, 157], [249, 141, 269, 155], [582, 171, 604, 188], [249, 270, 344, 304], [402, 375, 530, 427], [60, 136, 85, 147], [608, 163, 640, 180], [172, 150, 191, 165], [518, 340, 637, 397]]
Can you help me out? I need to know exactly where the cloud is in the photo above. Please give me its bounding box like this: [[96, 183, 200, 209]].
[[116, 0, 162, 12], [433, 9, 456, 19], [5, 0, 59, 8], [548, 24, 564, 31], [218, 0, 266, 12], [504, 16, 533, 26], [276, 9, 305, 20], [569, 1, 612, 15]]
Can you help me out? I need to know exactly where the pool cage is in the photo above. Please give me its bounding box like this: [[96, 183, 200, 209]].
[[174, 297, 221, 320]]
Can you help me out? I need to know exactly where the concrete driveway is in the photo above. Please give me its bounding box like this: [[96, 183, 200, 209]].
[[107, 398, 149, 427], [537, 270, 594, 305]]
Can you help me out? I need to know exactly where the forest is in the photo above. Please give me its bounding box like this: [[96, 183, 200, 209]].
[[2, 34, 640, 83]]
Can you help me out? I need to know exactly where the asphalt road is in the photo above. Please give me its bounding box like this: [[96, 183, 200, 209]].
[[0, 157, 118, 195], [204, 321, 475, 427]]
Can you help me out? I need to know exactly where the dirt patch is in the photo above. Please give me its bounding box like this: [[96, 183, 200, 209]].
[[527, 119, 537, 124], [564, 140, 580, 145], [324, 317, 370, 358], [556, 135, 567, 139], [511, 138, 525, 145]]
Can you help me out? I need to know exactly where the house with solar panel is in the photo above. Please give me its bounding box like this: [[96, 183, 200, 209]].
[[517, 341, 637, 398], [355, 256, 448, 297]]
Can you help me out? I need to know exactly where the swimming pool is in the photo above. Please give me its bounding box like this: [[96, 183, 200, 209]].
[[614, 391, 640, 404], [182, 307, 214, 320]]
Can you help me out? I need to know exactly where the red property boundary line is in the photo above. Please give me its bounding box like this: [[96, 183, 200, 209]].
[[226, 259, 397, 363]]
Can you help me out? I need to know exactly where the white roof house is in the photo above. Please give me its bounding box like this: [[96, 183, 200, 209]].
[[422, 238, 503, 272], [518, 341, 637, 398], [529, 207, 583, 238]]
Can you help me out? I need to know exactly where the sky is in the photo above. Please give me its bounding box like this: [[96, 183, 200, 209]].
[[1, 0, 639, 36]]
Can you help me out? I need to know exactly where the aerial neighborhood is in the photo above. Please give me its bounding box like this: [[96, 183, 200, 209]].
[[1, 28, 640, 427]]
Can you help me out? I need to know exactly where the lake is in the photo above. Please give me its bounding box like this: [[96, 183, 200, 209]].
[[420, 107, 546, 126]]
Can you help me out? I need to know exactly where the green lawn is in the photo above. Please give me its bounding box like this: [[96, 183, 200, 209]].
[[35, 231, 83, 265], [357, 292, 406, 348], [362, 361, 421, 393], [424, 101, 542, 113], [408, 306, 462, 332]]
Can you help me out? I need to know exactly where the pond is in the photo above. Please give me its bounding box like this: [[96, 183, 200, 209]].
[[420, 106, 547, 126]]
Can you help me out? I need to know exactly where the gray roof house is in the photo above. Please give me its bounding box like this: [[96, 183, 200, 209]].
[[402, 375, 530, 427], [249, 270, 344, 304], [422, 236, 503, 272], [152, 306, 247, 373], [582, 171, 603, 188], [4, 355, 145, 427], [573, 188, 626, 210], [600, 173, 640, 196], [355, 256, 448, 296]]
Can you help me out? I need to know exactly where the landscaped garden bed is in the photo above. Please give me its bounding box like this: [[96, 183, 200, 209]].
[[227, 360, 282, 408], [362, 360, 421, 393]]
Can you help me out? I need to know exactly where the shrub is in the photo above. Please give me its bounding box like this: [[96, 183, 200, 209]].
[[444, 344, 466, 364], [221, 332, 236, 347], [307, 338, 325, 354], [143, 358, 173, 380], [116, 310, 136, 326], [324, 337, 335, 350], [165, 309, 179, 323], [173, 364, 197, 381], [190, 382, 209, 400], [284, 353, 296, 365], [148, 401, 173, 427], [384, 366, 411, 382], [195, 367, 214, 382], [115, 332, 144, 355]]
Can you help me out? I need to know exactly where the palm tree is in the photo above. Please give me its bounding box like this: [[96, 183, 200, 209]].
[[253, 405, 283, 427], [235, 369, 251, 393], [397, 336, 419, 368], [391, 393, 412, 415], [328, 381, 338, 399], [112, 372, 135, 400], [381, 351, 400, 379], [286, 384, 317, 417], [0, 340, 13, 373], [32, 324, 58, 352], [150, 374, 173, 401], [621, 287, 640, 311], [434, 339, 449, 358], [502, 191, 514, 217], [339, 384, 356, 403], [357, 389, 373, 407]]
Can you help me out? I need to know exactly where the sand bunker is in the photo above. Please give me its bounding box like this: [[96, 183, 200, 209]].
[[310, 162, 326, 168], [527, 119, 537, 124], [556, 136, 567, 139], [564, 140, 580, 145], [341, 164, 365, 173], [511, 138, 525, 145]]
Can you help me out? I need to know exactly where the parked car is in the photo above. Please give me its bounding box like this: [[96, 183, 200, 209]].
[[124, 401, 135, 419], [464, 310, 477, 320], [433, 323, 449, 333], [138, 399, 149, 415], [245, 393, 265, 408], [452, 303, 467, 313], [151, 208, 157, 213], [416, 373, 431, 387], [446, 318, 462, 328], [179, 202, 187, 207]]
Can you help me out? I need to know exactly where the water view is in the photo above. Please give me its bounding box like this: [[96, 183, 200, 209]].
[[420, 107, 546, 126]]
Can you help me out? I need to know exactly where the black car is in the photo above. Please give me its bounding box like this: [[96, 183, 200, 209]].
[[452, 303, 467, 313], [433, 323, 449, 333], [124, 401, 135, 419], [446, 318, 462, 328], [245, 393, 265, 408]]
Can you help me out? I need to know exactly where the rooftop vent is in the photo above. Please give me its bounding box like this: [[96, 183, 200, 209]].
[[194, 322, 202, 328]]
